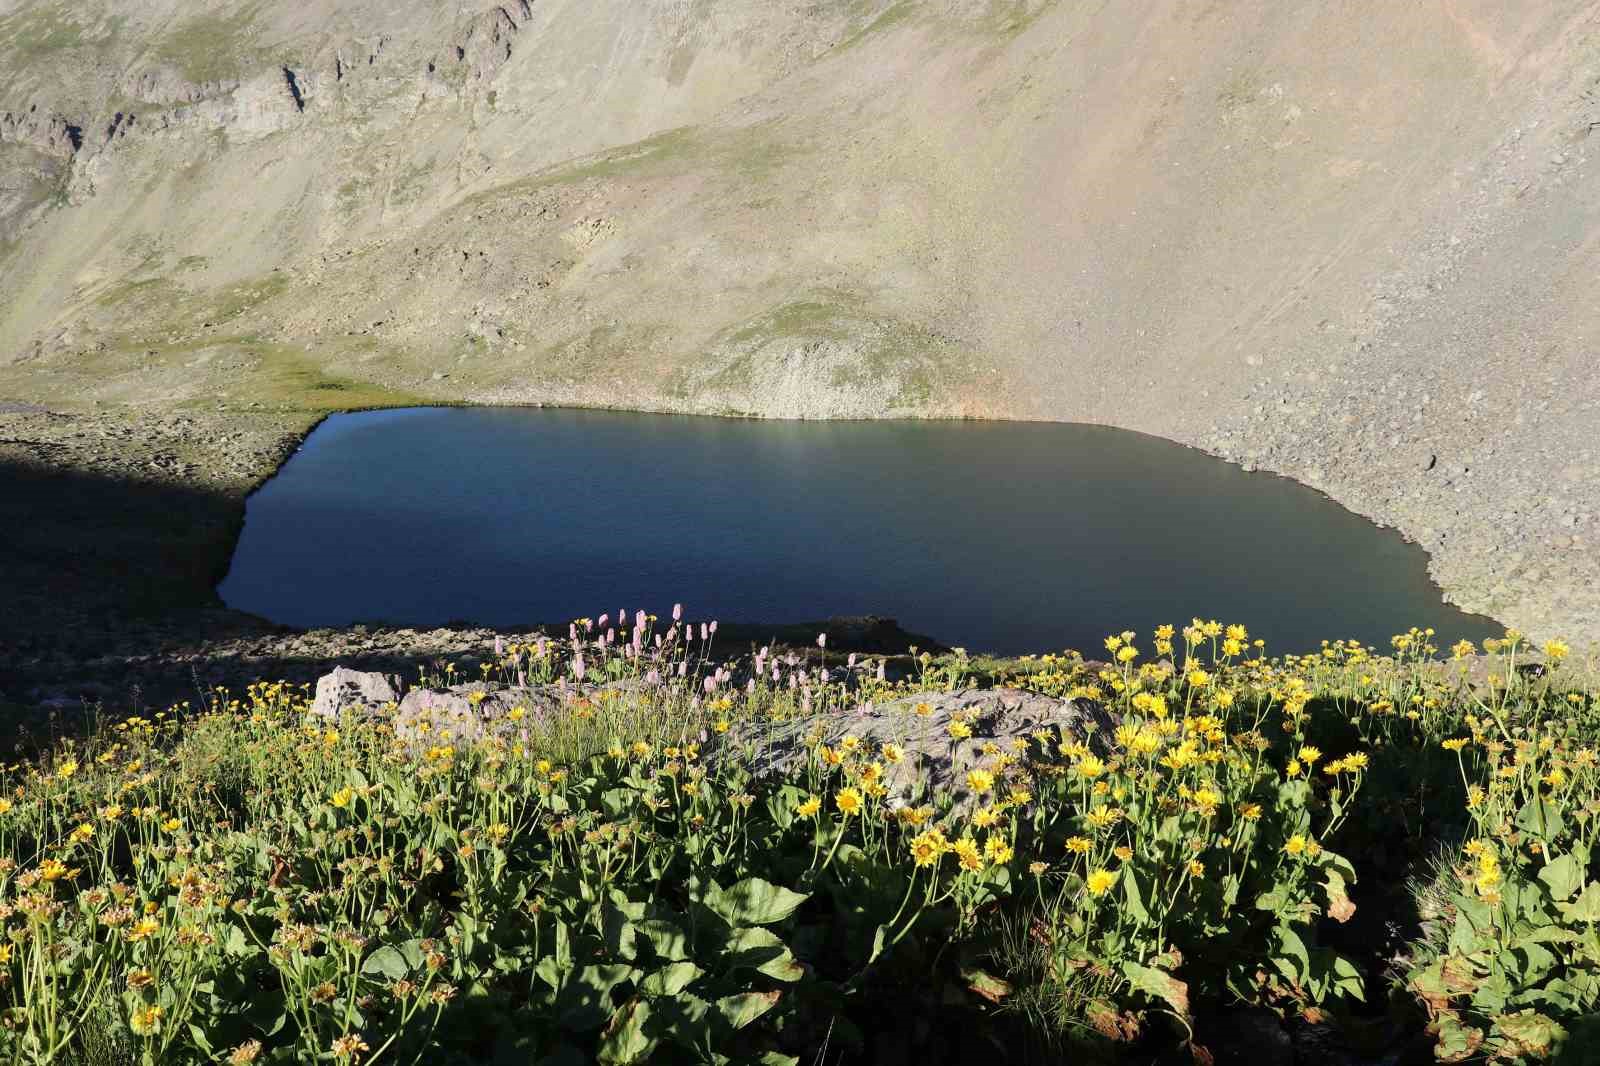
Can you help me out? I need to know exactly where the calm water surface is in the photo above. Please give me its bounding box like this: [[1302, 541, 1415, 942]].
[[219, 407, 1500, 655]]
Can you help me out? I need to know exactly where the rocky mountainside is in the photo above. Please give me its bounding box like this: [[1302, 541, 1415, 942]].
[[1, 0, 1598, 644]]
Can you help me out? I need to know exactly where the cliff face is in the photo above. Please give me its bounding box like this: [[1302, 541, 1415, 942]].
[[1, 1, 1598, 642]]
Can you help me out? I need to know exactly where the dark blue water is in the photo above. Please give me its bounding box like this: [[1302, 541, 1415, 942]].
[[218, 407, 1501, 655]]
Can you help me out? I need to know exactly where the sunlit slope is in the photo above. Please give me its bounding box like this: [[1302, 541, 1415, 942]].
[[1, 0, 1597, 638]]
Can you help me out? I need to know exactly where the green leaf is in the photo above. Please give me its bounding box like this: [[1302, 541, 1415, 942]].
[[1540, 854, 1586, 902], [361, 945, 410, 980], [1494, 1009, 1566, 1057], [1559, 882, 1600, 923], [597, 999, 656, 1065], [961, 966, 1012, 1004], [1515, 796, 1567, 842], [558, 964, 636, 1030], [639, 962, 701, 997], [1121, 961, 1189, 1018], [715, 990, 782, 1031], [1121, 869, 1150, 924], [711, 878, 809, 927], [636, 918, 690, 962], [722, 927, 804, 982], [602, 904, 638, 962]]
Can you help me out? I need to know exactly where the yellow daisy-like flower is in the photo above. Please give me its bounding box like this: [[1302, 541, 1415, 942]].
[[330, 788, 354, 809], [1187, 859, 1205, 877], [835, 788, 864, 817], [881, 743, 905, 764], [947, 720, 973, 741], [973, 807, 1000, 828], [966, 768, 995, 793], [1284, 834, 1308, 856], [1085, 869, 1117, 897], [985, 836, 1014, 864], [1441, 738, 1468, 752], [951, 837, 984, 873], [129, 1004, 165, 1037], [1297, 745, 1322, 765], [795, 795, 822, 819], [909, 828, 947, 867], [914, 702, 933, 717], [1544, 639, 1570, 663], [1066, 835, 1092, 854], [1076, 755, 1106, 779]]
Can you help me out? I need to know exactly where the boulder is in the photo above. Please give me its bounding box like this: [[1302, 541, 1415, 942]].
[[310, 667, 400, 718], [394, 683, 560, 744], [717, 687, 1114, 812]]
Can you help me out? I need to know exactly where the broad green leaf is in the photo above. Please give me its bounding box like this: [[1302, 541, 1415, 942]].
[[639, 962, 701, 997], [559, 964, 638, 1030], [1539, 853, 1586, 902], [1121, 961, 1189, 1018], [1560, 882, 1600, 923], [712, 878, 809, 927], [723, 927, 804, 982], [1515, 796, 1567, 841], [361, 945, 410, 980], [1494, 1009, 1566, 1057], [636, 918, 690, 962], [597, 999, 656, 1065], [715, 990, 782, 1031], [961, 966, 1012, 1004]]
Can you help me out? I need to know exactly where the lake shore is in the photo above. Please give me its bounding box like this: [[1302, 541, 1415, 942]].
[[1, 398, 1585, 721]]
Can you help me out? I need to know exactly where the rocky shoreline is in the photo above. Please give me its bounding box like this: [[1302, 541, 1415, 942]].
[[0, 396, 1590, 736]]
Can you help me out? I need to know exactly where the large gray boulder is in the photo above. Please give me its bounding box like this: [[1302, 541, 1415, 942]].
[[394, 683, 561, 744], [717, 687, 1114, 813], [310, 667, 400, 718]]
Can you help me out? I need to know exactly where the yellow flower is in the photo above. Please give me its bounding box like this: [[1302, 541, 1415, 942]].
[[966, 768, 995, 793], [835, 788, 864, 817], [330, 788, 354, 809], [1238, 802, 1262, 821], [947, 720, 973, 741], [1342, 752, 1368, 771], [881, 743, 905, 764], [1086, 869, 1117, 897], [909, 829, 947, 867], [507, 706, 526, 722], [1116, 645, 1139, 663], [1226, 624, 1248, 642], [1441, 738, 1468, 752], [1066, 836, 1092, 854], [161, 818, 182, 833], [1297, 745, 1322, 765], [985, 836, 1014, 864], [951, 837, 984, 873], [1187, 859, 1205, 877], [1544, 639, 1570, 663], [1076, 755, 1106, 779], [1285, 760, 1303, 779], [1085, 807, 1122, 829], [913, 702, 933, 717], [796, 795, 822, 819], [1284, 834, 1308, 856], [69, 822, 94, 844], [841, 734, 861, 752], [0, 799, 11, 815], [1112, 846, 1134, 862], [126, 916, 161, 942], [973, 807, 1000, 829], [39, 858, 76, 881], [129, 1004, 165, 1037], [56, 759, 79, 780]]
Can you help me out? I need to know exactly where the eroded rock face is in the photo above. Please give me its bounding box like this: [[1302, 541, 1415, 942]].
[[717, 687, 1115, 812]]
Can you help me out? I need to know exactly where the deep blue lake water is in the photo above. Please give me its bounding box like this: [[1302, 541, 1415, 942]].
[[218, 407, 1501, 655]]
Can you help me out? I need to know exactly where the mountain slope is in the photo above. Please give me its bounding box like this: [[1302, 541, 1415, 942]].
[[2, 0, 1598, 641]]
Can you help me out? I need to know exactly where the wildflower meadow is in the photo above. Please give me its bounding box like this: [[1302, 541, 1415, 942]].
[[0, 612, 1595, 1064]]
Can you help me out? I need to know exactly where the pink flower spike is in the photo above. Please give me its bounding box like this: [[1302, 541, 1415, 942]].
[[673, 603, 683, 622]]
